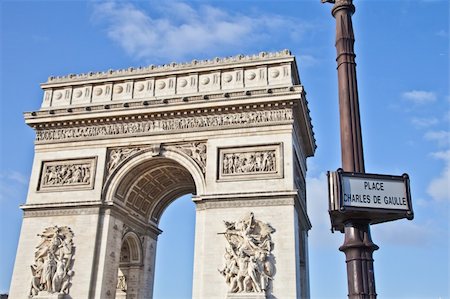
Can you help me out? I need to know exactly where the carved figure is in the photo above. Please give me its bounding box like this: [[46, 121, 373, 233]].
[[107, 148, 141, 173], [222, 150, 276, 175], [35, 109, 293, 143], [169, 142, 207, 173], [42, 163, 91, 187], [117, 275, 127, 292], [219, 213, 275, 294], [30, 226, 75, 297]]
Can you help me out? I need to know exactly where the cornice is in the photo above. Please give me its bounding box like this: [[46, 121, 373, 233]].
[[43, 50, 294, 86]]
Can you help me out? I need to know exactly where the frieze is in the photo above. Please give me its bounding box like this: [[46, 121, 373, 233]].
[[38, 157, 97, 191], [35, 109, 293, 143], [218, 144, 283, 181]]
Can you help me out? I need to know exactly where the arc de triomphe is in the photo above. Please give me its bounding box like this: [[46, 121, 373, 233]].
[[9, 50, 316, 299]]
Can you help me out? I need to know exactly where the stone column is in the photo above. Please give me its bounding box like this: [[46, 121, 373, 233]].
[[90, 210, 125, 298], [138, 235, 158, 298]]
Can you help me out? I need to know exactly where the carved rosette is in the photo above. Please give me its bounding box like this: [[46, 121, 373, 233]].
[[30, 226, 75, 297], [219, 213, 275, 295], [166, 142, 207, 174]]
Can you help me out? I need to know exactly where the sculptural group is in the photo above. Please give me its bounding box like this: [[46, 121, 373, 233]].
[[219, 213, 275, 294], [29, 226, 75, 297]]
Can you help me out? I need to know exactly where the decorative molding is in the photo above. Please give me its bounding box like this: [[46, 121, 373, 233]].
[[35, 109, 293, 143], [45, 50, 292, 84], [30, 226, 75, 297], [166, 142, 207, 173], [195, 198, 294, 211], [23, 207, 101, 218], [218, 144, 283, 181], [219, 212, 275, 294], [38, 157, 97, 192]]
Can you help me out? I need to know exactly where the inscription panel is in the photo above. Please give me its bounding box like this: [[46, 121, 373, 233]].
[[218, 144, 283, 181], [38, 157, 97, 192]]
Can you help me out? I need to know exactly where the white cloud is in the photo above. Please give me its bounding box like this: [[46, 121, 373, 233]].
[[424, 130, 450, 147], [371, 219, 431, 246], [427, 150, 450, 202], [298, 54, 319, 68], [402, 90, 437, 104], [436, 29, 448, 37], [411, 117, 438, 128], [307, 173, 342, 248], [92, 1, 314, 61], [0, 171, 28, 202]]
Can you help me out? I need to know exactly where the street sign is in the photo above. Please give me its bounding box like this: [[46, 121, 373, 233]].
[[328, 169, 413, 232]]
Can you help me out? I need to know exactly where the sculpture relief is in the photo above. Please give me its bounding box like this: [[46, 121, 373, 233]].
[[168, 142, 207, 173], [30, 226, 75, 297], [107, 147, 143, 174], [35, 109, 293, 143], [219, 212, 275, 295], [39, 158, 96, 191], [106, 144, 161, 178], [219, 144, 282, 181], [222, 150, 276, 175]]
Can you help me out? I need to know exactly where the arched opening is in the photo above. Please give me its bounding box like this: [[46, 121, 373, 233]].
[[116, 232, 143, 298], [153, 194, 196, 299], [108, 151, 201, 299]]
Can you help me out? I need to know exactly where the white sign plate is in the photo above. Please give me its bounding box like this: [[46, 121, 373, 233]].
[[342, 176, 409, 210]]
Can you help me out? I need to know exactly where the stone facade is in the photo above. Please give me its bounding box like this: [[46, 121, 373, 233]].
[[10, 50, 315, 299]]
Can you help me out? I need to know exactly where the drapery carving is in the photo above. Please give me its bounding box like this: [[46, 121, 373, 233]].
[[30, 226, 75, 297], [219, 213, 275, 294]]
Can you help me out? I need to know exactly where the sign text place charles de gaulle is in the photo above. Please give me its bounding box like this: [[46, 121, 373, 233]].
[[327, 169, 414, 232]]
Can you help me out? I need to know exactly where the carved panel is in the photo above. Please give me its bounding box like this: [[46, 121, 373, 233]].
[[35, 109, 293, 143], [218, 144, 283, 181], [38, 157, 97, 192], [30, 226, 75, 297], [219, 212, 275, 294]]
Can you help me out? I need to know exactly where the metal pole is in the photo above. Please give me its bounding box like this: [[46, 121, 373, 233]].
[[322, 0, 379, 298]]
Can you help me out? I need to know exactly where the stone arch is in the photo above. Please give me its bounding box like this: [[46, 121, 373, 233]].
[[104, 146, 205, 224], [117, 231, 144, 298], [104, 147, 203, 298], [120, 231, 143, 265]]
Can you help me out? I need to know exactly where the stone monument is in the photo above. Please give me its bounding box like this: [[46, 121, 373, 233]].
[[9, 50, 315, 299]]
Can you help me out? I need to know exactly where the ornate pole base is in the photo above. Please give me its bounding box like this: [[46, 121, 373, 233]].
[[339, 222, 379, 299]]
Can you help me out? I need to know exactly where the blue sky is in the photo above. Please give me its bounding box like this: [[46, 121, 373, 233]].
[[0, 0, 448, 298]]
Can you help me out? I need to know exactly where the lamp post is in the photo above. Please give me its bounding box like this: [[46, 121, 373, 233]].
[[322, 0, 379, 298]]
